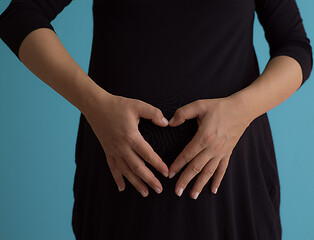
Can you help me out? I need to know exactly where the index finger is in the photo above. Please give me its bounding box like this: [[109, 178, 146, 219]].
[[132, 132, 169, 178], [168, 131, 206, 178]]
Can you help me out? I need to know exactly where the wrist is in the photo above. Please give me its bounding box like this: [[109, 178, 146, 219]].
[[226, 90, 257, 124], [75, 75, 113, 117]]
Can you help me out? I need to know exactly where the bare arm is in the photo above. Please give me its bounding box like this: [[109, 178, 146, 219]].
[[165, 0, 313, 198], [231, 0, 314, 121], [0, 0, 170, 196], [166, 55, 311, 198], [15, 27, 170, 196], [18, 27, 109, 116], [230, 55, 305, 122]]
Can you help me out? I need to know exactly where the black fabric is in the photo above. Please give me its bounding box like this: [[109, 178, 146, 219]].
[[0, 0, 313, 239], [0, 0, 72, 57]]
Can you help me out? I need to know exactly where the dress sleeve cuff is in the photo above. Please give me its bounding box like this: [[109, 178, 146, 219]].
[[269, 42, 313, 88], [0, 8, 56, 60]]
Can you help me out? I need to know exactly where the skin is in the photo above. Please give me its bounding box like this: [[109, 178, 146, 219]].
[[18, 28, 170, 197], [18, 28, 303, 199], [168, 55, 303, 199]]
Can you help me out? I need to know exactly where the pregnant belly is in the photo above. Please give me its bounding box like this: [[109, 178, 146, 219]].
[[78, 108, 198, 170], [97, 77, 200, 166], [138, 116, 198, 167]]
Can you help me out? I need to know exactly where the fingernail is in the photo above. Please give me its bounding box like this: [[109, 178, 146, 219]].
[[176, 187, 183, 197], [154, 186, 162, 194], [141, 190, 148, 197], [162, 117, 169, 125], [213, 188, 218, 194], [169, 172, 175, 179], [192, 192, 199, 200], [118, 185, 123, 192], [163, 171, 169, 177], [169, 118, 174, 124]]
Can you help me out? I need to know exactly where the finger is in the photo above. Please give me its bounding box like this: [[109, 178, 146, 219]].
[[168, 131, 205, 179], [168, 100, 203, 126], [122, 146, 163, 194], [133, 132, 169, 177], [174, 148, 213, 197], [189, 156, 221, 199], [106, 154, 125, 192], [117, 156, 149, 197], [210, 156, 229, 195], [135, 100, 168, 127]]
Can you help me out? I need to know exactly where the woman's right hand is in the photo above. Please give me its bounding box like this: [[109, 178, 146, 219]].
[[7, 24, 169, 197], [83, 90, 170, 197]]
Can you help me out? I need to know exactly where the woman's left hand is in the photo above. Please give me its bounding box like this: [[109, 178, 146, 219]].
[[167, 96, 254, 199]]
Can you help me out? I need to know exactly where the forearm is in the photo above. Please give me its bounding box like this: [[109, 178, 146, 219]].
[[229, 55, 303, 122], [18, 27, 110, 115]]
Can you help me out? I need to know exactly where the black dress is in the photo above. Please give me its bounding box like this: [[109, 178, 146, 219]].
[[0, 0, 312, 239]]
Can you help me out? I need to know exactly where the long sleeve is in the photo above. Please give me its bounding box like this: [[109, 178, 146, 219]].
[[255, 0, 313, 89], [0, 0, 72, 60]]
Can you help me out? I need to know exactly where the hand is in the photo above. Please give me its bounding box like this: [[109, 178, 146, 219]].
[[167, 97, 253, 199], [83, 91, 170, 197]]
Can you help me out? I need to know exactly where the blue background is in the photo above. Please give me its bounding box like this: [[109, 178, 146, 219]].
[[0, 0, 313, 239]]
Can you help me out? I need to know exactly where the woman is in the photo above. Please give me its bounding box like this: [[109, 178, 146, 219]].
[[0, 0, 312, 239]]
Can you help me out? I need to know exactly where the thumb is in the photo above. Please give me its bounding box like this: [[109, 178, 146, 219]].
[[169, 102, 200, 127], [137, 101, 169, 127]]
